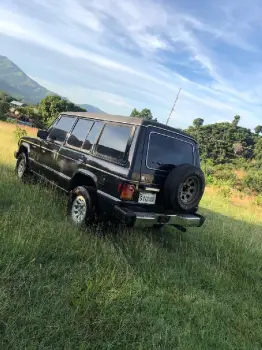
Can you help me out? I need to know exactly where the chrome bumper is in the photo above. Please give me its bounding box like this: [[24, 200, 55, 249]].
[[114, 206, 205, 228]]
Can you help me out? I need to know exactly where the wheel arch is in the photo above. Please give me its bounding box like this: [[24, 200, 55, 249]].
[[17, 142, 30, 158], [69, 170, 97, 192]]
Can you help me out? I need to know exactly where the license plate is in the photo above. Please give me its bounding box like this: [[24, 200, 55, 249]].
[[138, 192, 156, 205]]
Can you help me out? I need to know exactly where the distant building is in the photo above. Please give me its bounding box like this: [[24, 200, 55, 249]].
[[10, 101, 27, 108]]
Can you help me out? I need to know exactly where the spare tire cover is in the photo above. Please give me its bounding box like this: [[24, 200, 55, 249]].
[[164, 164, 205, 213]]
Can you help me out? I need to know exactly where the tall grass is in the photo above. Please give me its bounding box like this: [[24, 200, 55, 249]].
[[1, 122, 262, 349]]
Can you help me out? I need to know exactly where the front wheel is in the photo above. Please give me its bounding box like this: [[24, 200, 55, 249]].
[[67, 186, 95, 227], [15, 153, 32, 181]]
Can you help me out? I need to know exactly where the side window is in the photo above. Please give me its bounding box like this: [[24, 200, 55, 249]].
[[83, 121, 104, 151], [48, 116, 76, 143], [67, 119, 94, 149], [95, 123, 132, 162]]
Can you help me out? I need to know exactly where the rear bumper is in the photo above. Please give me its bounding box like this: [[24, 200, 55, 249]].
[[114, 205, 205, 228]]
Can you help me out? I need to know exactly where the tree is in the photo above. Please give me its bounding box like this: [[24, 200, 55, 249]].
[[130, 108, 157, 121], [38, 95, 85, 123], [0, 91, 14, 103], [186, 120, 257, 164], [232, 115, 241, 127], [254, 125, 262, 135], [233, 142, 244, 155], [0, 101, 9, 116], [130, 108, 140, 118], [193, 118, 204, 128], [254, 137, 262, 161]]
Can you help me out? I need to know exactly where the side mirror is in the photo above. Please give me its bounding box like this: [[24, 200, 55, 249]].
[[37, 129, 48, 140]]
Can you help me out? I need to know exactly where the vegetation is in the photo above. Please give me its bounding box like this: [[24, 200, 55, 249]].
[[0, 91, 87, 127], [130, 108, 157, 121], [38, 95, 86, 124], [185, 115, 262, 199], [14, 125, 27, 141], [187, 116, 260, 163], [1, 121, 262, 349], [254, 125, 262, 135], [0, 91, 13, 120]]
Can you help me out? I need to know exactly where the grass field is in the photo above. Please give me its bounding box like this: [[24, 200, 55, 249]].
[[1, 121, 262, 349]]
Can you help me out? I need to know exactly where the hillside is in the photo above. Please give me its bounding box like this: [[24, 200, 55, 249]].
[[79, 104, 105, 113], [0, 56, 105, 113], [0, 55, 55, 104]]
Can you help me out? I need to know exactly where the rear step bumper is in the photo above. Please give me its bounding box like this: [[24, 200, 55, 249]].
[[114, 205, 205, 228]]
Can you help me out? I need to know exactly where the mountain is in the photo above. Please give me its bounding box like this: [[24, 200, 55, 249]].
[[0, 55, 106, 112], [79, 104, 105, 113], [0, 55, 55, 104]]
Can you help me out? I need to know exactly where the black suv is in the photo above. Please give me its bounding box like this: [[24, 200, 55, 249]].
[[14, 112, 205, 230]]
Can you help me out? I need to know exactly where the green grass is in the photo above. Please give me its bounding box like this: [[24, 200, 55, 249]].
[[1, 122, 262, 349]]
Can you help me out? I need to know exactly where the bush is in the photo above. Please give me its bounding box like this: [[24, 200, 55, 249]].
[[7, 117, 17, 124], [217, 185, 232, 199], [243, 172, 262, 193], [14, 125, 27, 141], [214, 170, 237, 186], [253, 194, 262, 207], [205, 174, 214, 185], [0, 113, 7, 121]]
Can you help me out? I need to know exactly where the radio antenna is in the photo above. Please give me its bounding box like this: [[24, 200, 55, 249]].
[[166, 87, 182, 125]]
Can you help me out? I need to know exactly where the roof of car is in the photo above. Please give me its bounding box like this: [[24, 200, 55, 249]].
[[62, 112, 196, 141], [63, 112, 143, 125]]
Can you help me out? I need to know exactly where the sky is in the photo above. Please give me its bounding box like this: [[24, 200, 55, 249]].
[[1, 0, 262, 129]]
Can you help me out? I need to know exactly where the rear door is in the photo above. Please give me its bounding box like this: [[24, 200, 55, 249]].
[[93, 122, 134, 198], [138, 126, 197, 209], [55, 117, 99, 189]]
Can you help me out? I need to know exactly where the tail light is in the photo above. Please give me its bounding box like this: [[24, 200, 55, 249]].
[[118, 183, 135, 200]]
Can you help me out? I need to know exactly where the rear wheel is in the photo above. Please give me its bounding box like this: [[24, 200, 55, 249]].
[[67, 186, 95, 227]]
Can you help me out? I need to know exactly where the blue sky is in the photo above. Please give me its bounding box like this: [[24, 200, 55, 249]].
[[1, 0, 262, 129]]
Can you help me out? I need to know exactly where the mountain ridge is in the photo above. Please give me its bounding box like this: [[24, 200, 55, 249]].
[[0, 55, 55, 104], [0, 55, 104, 112], [78, 104, 105, 113]]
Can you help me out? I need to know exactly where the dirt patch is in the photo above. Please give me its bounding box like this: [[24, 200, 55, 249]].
[[234, 169, 246, 180]]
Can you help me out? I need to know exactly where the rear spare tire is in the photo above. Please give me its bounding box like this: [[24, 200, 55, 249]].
[[164, 164, 205, 213]]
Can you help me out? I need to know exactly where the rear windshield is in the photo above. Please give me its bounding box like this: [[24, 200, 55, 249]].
[[147, 132, 194, 170]]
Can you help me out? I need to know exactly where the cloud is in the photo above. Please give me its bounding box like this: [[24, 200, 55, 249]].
[[0, 0, 262, 129]]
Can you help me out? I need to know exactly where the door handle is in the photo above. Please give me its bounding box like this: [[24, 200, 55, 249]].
[[77, 157, 85, 164]]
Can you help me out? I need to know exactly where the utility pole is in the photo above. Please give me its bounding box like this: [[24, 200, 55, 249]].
[[166, 87, 182, 125]]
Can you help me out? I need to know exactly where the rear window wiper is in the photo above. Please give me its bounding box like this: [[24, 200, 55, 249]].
[[152, 161, 164, 166], [152, 161, 176, 167]]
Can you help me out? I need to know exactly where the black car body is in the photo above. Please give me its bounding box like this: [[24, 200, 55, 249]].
[[14, 112, 205, 229]]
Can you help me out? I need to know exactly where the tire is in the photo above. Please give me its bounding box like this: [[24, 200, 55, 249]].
[[15, 153, 32, 182], [164, 164, 205, 213], [67, 186, 95, 227]]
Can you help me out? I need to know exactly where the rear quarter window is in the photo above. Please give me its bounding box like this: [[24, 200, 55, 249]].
[[95, 123, 132, 163], [147, 132, 194, 170]]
